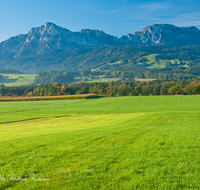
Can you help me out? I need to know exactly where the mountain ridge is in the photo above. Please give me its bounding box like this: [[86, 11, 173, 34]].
[[1, 23, 200, 73], [1, 22, 200, 62]]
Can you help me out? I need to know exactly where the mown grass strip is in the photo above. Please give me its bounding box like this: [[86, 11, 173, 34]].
[[0, 94, 102, 102]]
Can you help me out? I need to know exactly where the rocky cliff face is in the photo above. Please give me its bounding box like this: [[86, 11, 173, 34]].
[[119, 24, 200, 46], [0, 23, 200, 61]]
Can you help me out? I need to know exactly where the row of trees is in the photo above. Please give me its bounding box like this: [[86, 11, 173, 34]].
[[34, 67, 200, 84], [1, 79, 200, 96], [34, 71, 75, 84]]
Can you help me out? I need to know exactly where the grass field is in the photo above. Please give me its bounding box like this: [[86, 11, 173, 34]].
[[1, 95, 200, 189], [1, 74, 36, 86], [1, 74, 111, 86]]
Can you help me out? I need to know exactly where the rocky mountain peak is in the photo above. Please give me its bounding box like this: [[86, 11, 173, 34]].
[[119, 24, 200, 46], [28, 22, 66, 37]]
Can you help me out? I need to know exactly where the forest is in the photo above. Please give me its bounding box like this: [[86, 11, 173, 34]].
[[1, 78, 200, 97], [34, 71, 75, 84]]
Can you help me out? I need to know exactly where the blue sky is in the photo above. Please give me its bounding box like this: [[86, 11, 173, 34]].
[[0, 0, 200, 42]]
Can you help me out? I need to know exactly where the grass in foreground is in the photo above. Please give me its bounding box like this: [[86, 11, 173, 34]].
[[0, 96, 200, 189]]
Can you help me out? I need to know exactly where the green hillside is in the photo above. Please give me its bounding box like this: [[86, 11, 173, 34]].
[[1, 45, 200, 73], [1, 96, 200, 189]]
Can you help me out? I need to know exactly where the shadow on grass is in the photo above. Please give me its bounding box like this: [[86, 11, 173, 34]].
[[0, 115, 71, 124], [0, 117, 44, 124]]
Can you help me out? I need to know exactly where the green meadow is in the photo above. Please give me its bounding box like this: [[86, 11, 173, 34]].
[[143, 54, 189, 68], [1, 74, 36, 86], [1, 95, 200, 189], [1, 74, 112, 86]]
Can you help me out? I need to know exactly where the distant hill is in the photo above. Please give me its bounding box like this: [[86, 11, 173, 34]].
[[1, 22, 200, 73]]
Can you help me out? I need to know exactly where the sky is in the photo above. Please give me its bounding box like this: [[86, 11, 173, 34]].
[[0, 0, 200, 42]]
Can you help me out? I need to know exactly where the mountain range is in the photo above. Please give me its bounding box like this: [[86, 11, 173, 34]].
[[1, 22, 200, 73]]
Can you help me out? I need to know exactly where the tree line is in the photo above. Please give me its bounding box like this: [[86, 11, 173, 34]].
[[1, 79, 200, 97], [34, 67, 200, 85]]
